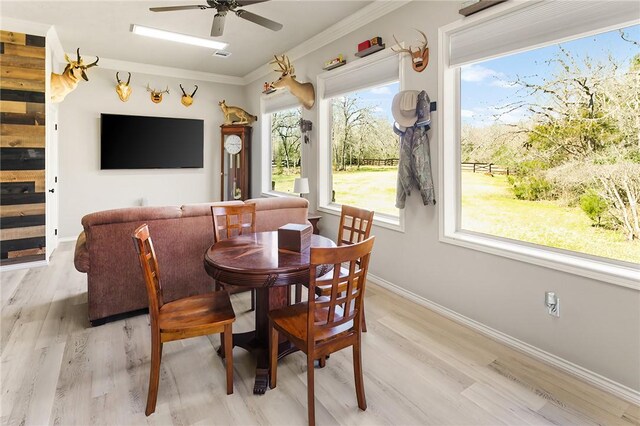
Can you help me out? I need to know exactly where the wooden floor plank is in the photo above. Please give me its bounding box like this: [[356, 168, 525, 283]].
[[0, 242, 636, 425]]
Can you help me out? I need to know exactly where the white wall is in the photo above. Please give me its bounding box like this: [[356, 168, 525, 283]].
[[244, 1, 640, 392], [58, 67, 246, 238]]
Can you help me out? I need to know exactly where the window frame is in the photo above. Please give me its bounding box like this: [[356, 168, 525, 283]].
[[260, 100, 304, 198], [438, 4, 640, 290], [316, 49, 406, 232]]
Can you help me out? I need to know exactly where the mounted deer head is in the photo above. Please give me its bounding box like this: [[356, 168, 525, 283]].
[[179, 84, 198, 107], [392, 30, 429, 72], [115, 72, 132, 102], [50, 48, 99, 103], [269, 54, 315, 110], [146, 84, 169, 104]]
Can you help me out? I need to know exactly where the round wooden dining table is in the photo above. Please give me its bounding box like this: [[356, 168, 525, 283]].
[[203, 231, 335, 394]]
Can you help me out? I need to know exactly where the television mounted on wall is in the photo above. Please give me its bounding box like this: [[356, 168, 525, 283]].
[[100, 113, 204, 169]]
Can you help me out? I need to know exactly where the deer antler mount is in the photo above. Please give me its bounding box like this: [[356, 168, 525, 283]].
[[392, 30, 429, 72]]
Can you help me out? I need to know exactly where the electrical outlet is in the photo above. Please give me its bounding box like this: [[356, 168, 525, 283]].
[[545, 291, 560, 317]]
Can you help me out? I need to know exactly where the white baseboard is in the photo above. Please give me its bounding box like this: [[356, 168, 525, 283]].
[[58, 236, 78, 243], [0, 260, 48, 273], [367, 273, 640, 406]]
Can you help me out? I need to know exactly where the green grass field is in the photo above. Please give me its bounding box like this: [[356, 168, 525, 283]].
[[272, 166, 399, 216], [461, 171, 639, 263], [274, 167, 638, 263]]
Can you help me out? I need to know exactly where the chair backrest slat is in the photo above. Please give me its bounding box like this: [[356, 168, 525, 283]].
[[132, 224, 164, 319], [307, 237, 375, 344], [338, 205, 374, 246], [211, 204, 257, 242]]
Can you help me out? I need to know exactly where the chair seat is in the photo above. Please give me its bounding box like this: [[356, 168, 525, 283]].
[[159, 292, 235, 333], [270, 299, 353, 343]]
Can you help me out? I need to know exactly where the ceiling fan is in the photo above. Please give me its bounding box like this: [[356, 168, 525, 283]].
[[150, 0, 283, 37]]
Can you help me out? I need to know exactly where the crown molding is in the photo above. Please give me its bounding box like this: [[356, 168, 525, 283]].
[[242, 0, 413, 84], [92, 57, 246, 85], [0, 17, 52, 36]]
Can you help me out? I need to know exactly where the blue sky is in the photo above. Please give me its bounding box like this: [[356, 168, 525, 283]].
[[461, 24, 640, 127], [338, 81, 399, 124]]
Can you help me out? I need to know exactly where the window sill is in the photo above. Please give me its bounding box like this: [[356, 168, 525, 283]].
[[440, 230, 640, 291], [260, 191, 300, 199], [318, 203, 405, 233]]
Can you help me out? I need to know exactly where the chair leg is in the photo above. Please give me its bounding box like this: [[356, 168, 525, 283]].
[[318, 356, 326, 368], [295, 284, 302, 303], [307, 355, 316, 426], [269, 324, 278, 389], [353, 335, 367, 411], [224, 324, 233, 395], [361, 299, 367, 333], [145, 334, 162, 416], [250, 289, 256, 311]]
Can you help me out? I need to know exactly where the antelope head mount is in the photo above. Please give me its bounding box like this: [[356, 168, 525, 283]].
[[392, 30, 429, 72], [179, 84, 198, 107], [146, 84, 169, 103], [50, 48, 99, 103], [115, 72, 132, 102], [269, 54, 315, 110]]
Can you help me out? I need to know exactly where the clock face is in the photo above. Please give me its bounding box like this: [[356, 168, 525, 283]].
[[224, 134, 242, 155]]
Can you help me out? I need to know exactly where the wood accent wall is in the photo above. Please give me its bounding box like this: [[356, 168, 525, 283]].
[[0, 30, 47, 266]]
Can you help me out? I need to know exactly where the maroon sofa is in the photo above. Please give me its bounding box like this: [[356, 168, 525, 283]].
[[74, 197, 309, 325]]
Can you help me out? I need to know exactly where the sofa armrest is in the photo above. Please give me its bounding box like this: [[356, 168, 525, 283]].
[[74, 231, 90, 273]]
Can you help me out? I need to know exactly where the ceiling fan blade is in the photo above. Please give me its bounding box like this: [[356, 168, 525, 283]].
[[149, 5, 209, 12], [236, 0, 271, 6], [211, 13, 226, 37], [235, 9, 282, 31]]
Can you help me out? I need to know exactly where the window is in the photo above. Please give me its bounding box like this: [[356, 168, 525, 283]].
[[261, 90, 303, 196], [440, 2, 640, 288], [270, 107, 302, 194], [318, 51, 403, 227]]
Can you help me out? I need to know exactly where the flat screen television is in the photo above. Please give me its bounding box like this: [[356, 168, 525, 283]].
[[101, 113, 204, 169]]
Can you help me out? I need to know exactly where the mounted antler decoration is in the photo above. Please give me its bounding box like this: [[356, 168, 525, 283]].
[[392, 30, 429, 72], [269, 55, 315, 110], [146, 84, 169, 104], [115, 72, 132, 102], [180, 84, 198, 107], [50, 48, 99, 103]]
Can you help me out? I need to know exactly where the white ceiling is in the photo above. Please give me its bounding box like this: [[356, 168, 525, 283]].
[[1, 0, 370, 77]]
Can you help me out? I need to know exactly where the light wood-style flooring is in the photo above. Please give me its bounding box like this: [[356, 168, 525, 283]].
[[1, 242, 638, 425]]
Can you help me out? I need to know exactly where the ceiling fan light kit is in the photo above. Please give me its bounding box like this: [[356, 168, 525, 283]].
[[131, 24, 228, 50]]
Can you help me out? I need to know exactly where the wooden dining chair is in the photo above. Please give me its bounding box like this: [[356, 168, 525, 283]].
[[296, 205, 374, 332], [211, 204, 257, 311], [132, 224, 235, 416], [269, 236, 375, 426]]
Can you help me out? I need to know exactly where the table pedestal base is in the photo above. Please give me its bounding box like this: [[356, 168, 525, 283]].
[[217, 286, 298, 394]]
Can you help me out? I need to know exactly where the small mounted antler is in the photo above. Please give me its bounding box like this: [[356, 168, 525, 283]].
[[392, 29, 430, 72], [147, 84, 169, 103], [115, 72, 132, 102], [180, 84, 198, 107]]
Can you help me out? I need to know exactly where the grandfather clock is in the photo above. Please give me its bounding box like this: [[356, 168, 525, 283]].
[[220, 125, 252, 201]]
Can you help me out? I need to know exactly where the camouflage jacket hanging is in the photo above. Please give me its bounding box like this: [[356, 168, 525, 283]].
[[395, 124, 436, 209]]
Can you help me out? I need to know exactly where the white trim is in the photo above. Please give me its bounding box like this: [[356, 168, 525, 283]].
[[58, 236, 78, 243], [242, 0, 411, 84], [438, 5, 640, 290], [0, 17, 51, 36], [443, 232, 640, 291], [0, 260, 48, 273], [367, 273, 640, 406], [318, 204, 405, 233], [94, 57, 245, 85]]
